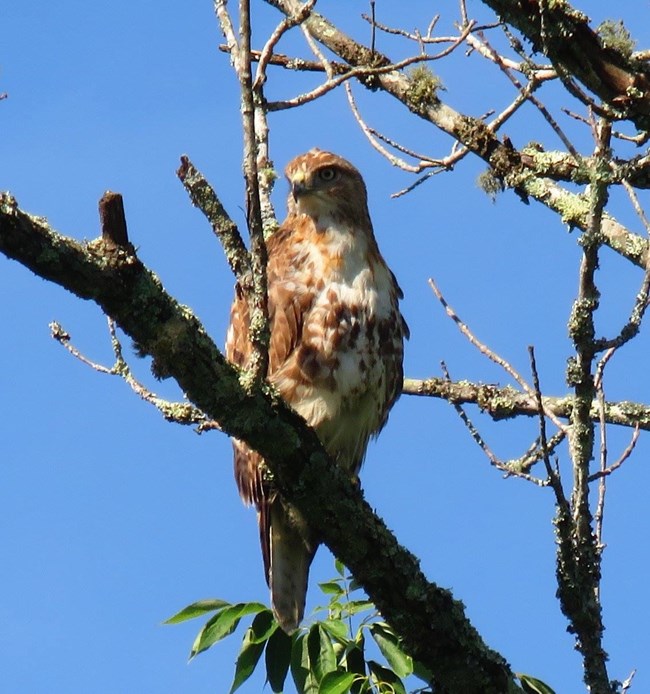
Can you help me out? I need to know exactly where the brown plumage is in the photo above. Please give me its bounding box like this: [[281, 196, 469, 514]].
[[225, 148, 408, 633]]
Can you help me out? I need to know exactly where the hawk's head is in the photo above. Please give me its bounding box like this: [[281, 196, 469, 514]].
[[284, 149, 371, 228]]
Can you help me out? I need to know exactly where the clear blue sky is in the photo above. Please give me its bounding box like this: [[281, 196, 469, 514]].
[[2, 1, 649, 692]]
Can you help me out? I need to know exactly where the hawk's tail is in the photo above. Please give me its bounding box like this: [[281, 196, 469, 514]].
[[262, 499, 315, 634]]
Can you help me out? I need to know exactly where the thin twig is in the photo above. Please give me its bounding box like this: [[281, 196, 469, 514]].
[[440, 363, 546, 484], [487, 84, 535, 132], [266, 51, 457, 112], [253, 0, 317, 88], [220, 44, 350, 74], [49, 320, 219, 430], [528, 346, 567, 504], [622, 179, 650, 234], [428, 277, 568, 432], [346, 84, 428, 173], [473, 31, 579, 159], [505, 430, 566, 475], [594, 363, 608, 551], [588, 426, 640, 483], [594, 251, 650, 354], [345, 81, 472, 180], [621, 668, 637, 693], [464, 32, 556, 82]]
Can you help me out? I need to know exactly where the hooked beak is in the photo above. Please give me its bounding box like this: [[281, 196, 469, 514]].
[[291, 180, 309, 201]]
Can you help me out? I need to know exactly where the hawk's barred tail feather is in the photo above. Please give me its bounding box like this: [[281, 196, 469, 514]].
[[268, 500, 314, 634]]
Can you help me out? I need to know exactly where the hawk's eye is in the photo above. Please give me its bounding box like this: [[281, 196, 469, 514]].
[[318, 167, 338, 182]]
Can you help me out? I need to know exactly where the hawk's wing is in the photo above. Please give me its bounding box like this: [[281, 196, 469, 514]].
[[225, 223, 316, 586]]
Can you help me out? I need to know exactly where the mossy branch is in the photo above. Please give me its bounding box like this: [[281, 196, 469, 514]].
[[0, 192, 520, 693], [264, 0, 650, 271], [403, 377, 650, 432], [480, 0, 650, 132]]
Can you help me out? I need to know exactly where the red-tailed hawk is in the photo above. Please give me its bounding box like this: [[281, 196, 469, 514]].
[[226, 148, 408, 633]]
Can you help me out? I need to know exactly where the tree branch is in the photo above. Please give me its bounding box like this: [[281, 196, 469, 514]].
[[264, 0, 650, 271], [403, 377, 650, 432], [559, 121, 612, 692], [234, 0, 269, 387], [479, 0, 650, 133], [177, 155, 252, 291], [0, 193, 519, 693]]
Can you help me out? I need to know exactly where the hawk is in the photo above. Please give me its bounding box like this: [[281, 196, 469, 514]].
[[226, 148, 408, 633]]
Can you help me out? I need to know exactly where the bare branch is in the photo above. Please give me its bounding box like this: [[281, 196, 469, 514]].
[[253, 0, 317, 88], [266, 52, 453, 112], [506, 430, 566, 475], [50, 319, 219, 430], [621, 669, 637, 694], [560, 118, 612, 691], [440, 362, 547, 484], [99, 192, 130, 248], [588, 426, 640, 484], [220, 44, 351, 75], [623, 179, 650, 232], [176, 155, 252, 292], [472, 31, 579, 158], [428, 277, 568, 432], [464, 31, 556, 81], [529, 346, 568, 504]]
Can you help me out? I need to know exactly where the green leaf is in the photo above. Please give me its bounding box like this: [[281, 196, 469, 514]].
[[319, 671, 356, 694], [163, 599, 230, 624], [291, 632, 319, 694], [334, 558, 346, 577], [348, 578, 363, 592], [190, 602, 266, 659], [367, 661, 406, 694], [368, 623, 412, 678], [320, 618, 350, 643], [229, 625, 266, 694], [265, 627, 292, 693], [412, 658, 434, 685], [517, 673, 557, 694], [248, 609, 277, 644], [344, 600, 374, 616], [319, 580, 345, 597], [308, 624, 337, 682], [344, 636, 366, 694]]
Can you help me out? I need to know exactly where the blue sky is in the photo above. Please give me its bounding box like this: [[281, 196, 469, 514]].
[[2, 1, 649, 692]]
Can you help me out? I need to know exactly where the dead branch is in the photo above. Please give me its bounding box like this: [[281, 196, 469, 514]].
[[49, 319, 219, 431]]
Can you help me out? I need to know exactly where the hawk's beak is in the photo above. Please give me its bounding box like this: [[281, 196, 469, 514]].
[[291, 180, 309, 201]]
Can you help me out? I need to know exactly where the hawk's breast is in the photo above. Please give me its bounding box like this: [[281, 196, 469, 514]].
[[270, 219, 404, 471]]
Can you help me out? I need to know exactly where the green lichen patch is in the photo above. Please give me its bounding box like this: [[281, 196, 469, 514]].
[[406, 65, 442, 109], [596, 20, 636, 59]]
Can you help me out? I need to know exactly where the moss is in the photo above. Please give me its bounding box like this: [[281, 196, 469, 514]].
[[477, 169, 504, 201], [523, 176, 591, 228], [597, 20, 636, 59], [263, 218, 280, 240], [406, 65, 442, 109], [259, 165, 278, 185]]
